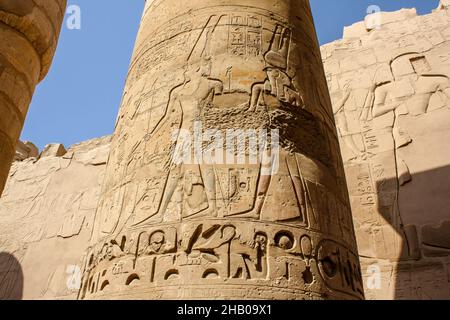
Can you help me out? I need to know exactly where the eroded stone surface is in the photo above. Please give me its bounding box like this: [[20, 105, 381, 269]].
[[41, 143, 67, 158], [2, 2, 449, 302], [323, 4, 450, 300], [0, 136, 111, 300], [80, 0, 362, 300], [438, 0, 450, 10], [14, 141, 39, 161]]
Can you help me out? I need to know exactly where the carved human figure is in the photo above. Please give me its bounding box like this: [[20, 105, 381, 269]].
[[248, 25, 304, 112], [370, 54, 449, 191], [133, 31, 224, 226], [373, 54, 450, 119], [333, 83, 374, 161], [238, 25, 307, 220], [83, 0, 361, 300], [343, 53, 448, 261]]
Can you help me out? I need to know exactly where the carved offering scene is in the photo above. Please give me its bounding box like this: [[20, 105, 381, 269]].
[[2, 0, 450, 303], [83, 0, 361, 300]]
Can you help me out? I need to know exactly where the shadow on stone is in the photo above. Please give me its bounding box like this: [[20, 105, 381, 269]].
[[0, 252, 23, 300], [371, 165, 450, 299]]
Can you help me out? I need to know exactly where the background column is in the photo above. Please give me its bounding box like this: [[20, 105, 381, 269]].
[[0, 0, 67, 194]]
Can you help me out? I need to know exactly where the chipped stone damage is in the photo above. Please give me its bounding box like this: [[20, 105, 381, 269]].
[[1, 1, 450, 300]]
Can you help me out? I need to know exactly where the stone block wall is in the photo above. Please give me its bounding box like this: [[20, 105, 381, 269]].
[[0, 136, 110, 299], [322, 5, 450, 299], [1, 4, 450, 300]]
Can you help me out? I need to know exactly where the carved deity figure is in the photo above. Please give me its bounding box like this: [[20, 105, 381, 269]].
[[374, 56, 450, 115], [133, 28, 224, 226], [248, 25, 304, 112], [333, 83, 375, 161], [82, 1, 362, 300]]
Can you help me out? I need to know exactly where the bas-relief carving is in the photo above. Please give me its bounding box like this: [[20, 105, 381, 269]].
[[0, 137, 110, 299], [80, 221, 362, 300], [335, 52, 450, 260], [101, 13, 348, 234], [327, 6, 450, 299], [85, 3, 361, 300], [0, 157, 98, 241]]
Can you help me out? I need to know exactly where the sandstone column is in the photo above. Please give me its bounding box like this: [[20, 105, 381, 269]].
[[81, 0, 364, 300], [0, 0, 67, 194]]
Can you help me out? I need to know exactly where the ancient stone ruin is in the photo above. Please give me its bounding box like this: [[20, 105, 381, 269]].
[[1, 1, 449, 300], [323, 3, 450, 299], [0, 136, 110, 299], [0, 0, 67, 195], [80, 0, 361, 300]]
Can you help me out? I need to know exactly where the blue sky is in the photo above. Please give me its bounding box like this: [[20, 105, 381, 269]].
[[21, 0, 440, 150]]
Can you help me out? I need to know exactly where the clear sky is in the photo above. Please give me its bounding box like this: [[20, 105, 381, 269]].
[[21, 0, 440, 150]]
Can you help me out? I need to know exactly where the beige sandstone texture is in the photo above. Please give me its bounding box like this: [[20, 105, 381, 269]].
[[0, 0, 67, 195], [0, 136, 111, 300], [2, 1, 449, 302], [80, 0, 362, 300], [14, 141, 39, 161], [322, 3, 450, 299]]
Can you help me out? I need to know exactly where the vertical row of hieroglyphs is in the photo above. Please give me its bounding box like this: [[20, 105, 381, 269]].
[[323, 2, 450, 299], [80, 0, 363, 300], [0, 0, 67, 195]]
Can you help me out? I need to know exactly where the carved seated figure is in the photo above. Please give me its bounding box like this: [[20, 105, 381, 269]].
[[248, 25, 304, 112], [248, 68, 303, 111]]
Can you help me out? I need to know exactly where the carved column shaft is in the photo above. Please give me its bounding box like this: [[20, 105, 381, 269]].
[[0, 0, 67, 194], [81, 0, 363, 300]]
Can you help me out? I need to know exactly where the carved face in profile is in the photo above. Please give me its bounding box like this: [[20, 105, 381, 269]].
[[149, 231, 165, 253], [254, 233, 268, 251], [200, 57, 212, 77], [390, 53, 430, 81], [183, 64, 201, 82]]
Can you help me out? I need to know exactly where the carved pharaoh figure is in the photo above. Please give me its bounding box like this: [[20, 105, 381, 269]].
[[132, 45, 225, 225], [333, 51, 450, 264], [81, 0, 362, 300]]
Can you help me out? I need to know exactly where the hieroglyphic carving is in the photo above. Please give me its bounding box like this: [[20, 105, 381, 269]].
[[326, 5, 450, 299], [0, 136, 110, 299], [334, 51, 450, 261], [80, 221, 363, 300], [85, 1, 361, 300], [228, 14, 263, 57]]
